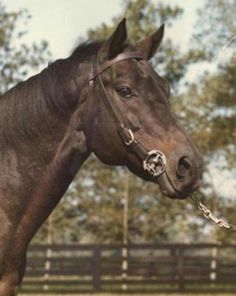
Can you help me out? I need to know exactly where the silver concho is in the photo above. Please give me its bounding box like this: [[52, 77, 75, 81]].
[[143, 150, 166, 177]]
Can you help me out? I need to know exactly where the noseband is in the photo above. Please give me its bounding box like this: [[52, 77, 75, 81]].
[[88, 52, 166, 178]]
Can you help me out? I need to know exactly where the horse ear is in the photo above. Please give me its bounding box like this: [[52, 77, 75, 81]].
[[99, 18, 127, 60], [137, 24, 165, 60]]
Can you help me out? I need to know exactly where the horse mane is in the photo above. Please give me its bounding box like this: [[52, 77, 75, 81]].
[[70, 40, 104, 60], [0, 72, 56, 148], [0, 40, 105, 148]]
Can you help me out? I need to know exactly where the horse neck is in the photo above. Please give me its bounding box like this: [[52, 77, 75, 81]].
[[39, 57, 89, 152], [0, 57, 88, 166], [41, 58, 82, 116]]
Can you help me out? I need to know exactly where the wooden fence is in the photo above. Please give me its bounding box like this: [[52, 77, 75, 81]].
[[20, 243, 236, 294]]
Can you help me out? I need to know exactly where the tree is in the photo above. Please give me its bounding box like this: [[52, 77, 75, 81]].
[[184, 59, 235, 161], [191, 0, 236, 60], [0, 2, 50, 95], [176, 0, 236, 242]]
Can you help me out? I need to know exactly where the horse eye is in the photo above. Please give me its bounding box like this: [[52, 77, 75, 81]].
[[117, 87, 133, 99]]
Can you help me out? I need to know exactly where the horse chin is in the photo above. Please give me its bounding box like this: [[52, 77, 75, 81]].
[[127, 164, 189, 199], [156, 173, 189, 200]]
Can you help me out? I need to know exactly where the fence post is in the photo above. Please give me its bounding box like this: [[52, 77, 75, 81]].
[[122, 246, 128, 291], [177, 246, 185, 292], [210, 246, 218, 281], [170, 248, 176, 282], [43, 245, 52, 291], [93, 246, 101, 292]]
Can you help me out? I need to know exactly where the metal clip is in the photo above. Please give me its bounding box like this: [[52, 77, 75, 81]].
[[123, 129, 135, 146]]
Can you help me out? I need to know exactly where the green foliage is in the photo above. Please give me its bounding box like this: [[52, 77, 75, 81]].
[[87, 0, 183, 41], [178, 55, 236, 242], [175, 0, 236, 243], [191, 0, 236, 60], [0, 2, 50, 95], [177, 0, 236, 166], [176, 56, 236, 163]]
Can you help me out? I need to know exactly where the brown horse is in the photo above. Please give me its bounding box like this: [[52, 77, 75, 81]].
[[0, 19, 203, 295]]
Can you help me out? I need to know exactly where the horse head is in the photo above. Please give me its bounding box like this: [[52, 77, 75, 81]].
[[80, 19, 203, 199]]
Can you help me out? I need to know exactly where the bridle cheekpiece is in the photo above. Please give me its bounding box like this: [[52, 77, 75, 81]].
[[88, 51, 167, 179]]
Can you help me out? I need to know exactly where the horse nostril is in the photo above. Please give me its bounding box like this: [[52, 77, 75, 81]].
[[176, 156, 192, 180]]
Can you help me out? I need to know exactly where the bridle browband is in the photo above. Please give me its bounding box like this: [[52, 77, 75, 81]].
[[88, 51, 166, 179]]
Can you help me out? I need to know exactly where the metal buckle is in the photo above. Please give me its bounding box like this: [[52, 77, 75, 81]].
[[143, 150, 166, 177], [124, 129, 134, 146]]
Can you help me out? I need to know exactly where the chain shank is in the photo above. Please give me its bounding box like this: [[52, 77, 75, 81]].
[[191, 195, 236, 230]]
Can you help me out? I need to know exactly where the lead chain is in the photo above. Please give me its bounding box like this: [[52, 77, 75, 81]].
[[191, 195, 236, 230]]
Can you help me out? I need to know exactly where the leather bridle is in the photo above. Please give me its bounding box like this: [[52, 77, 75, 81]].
[[87, 52, 236, 227], [88, 51, 167, 179]]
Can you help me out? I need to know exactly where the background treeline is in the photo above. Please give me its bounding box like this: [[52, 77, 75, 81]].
[[0, 0, 235, 244]]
